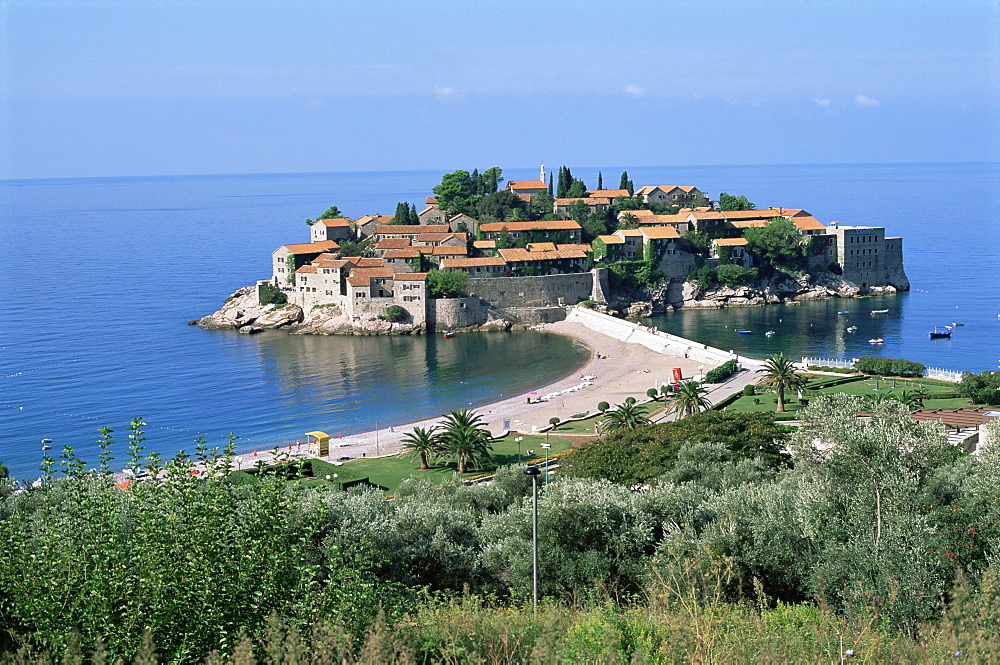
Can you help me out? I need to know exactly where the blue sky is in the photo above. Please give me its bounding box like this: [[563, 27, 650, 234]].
[[2, 0, 997, 178]]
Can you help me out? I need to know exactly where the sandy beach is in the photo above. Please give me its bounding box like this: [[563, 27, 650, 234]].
[[227, 319, 715, 469]]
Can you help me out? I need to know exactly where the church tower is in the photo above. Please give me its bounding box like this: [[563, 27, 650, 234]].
[[539, 165, 546, 183]]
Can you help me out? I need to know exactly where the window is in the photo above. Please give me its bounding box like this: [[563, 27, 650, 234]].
[[325, 290, 333, 295]]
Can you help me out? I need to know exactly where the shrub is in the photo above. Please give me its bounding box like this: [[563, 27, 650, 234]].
[[258, 282, 288, 306], [959, 371, 1000, 405], [598, 401, 610, 413], [382, 305, 408, 323], [743, 384, 755, 396], [705, 359, 739, 383], [854, 357, 926, 378]]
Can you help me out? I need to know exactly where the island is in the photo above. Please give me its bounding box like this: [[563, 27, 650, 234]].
[[198, 165, 908, 334]]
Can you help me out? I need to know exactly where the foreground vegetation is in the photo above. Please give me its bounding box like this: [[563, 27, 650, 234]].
[[2, 397, 998, 662]]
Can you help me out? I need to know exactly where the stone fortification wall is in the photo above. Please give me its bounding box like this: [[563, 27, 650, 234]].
[[465, 273, 594, 309], [565, 306, 746, 366], [428, 297, 491, 329]]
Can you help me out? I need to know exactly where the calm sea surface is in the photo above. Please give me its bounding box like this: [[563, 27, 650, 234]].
[[1, 163, 997, 478]]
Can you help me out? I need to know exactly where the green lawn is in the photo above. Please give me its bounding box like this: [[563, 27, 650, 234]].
[[308, 432, 582, 494], [723, 374, 993, 415]]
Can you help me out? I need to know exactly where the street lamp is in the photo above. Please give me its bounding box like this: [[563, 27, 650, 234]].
[[523, 465, 541, 613], [540, 442, 551, 486], [515, 436, 523, 463]]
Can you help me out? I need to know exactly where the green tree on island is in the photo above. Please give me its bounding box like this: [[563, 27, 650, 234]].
[[306, 205, 345, 225], [426, 268, 468, 298], [664, 380, 713, 419], [756, 352, 805, 412], [718, 192, 755, 211], [438, 410, 494, 474], [743, 218, 809, 270], [400, 426, 442, 470], [600, 400, 651, 434]]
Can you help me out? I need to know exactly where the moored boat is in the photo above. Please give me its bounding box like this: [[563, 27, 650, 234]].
[[929, 326, 952, 339], [442, 332, 455, 338], [869, 338, 884, 344], [847, 326, 858, 332], [837, 311, 850, 315], [870, 309, 889, 315], [765, 330, 776, 336], [736, 330, 752, 335], [953, 322, 965, 326]]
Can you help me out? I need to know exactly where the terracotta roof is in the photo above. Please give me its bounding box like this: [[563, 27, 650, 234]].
[[317, 217, 354, 227], [597, 234, 625, 245], [615, 229, 644, 237], [507, 180, 548, 190], [383, 248, 422, 259], [356, 258, 385, 267], [910, 408, 1000, 428], [448, 213, 479, 223], [441, 257, 507, 268], [395, 272, 428, 281], [374, 224, 451, 235], [638, 213, 689, 226], [554, 197, 611, 206], [479, 220, 582, 233], [792, 216, 827, 231], [557, 244, 594, 253], [280, 240, 340, 254], [588, 189, 630, 198], [640, 226, 681, 240], [374, 238, 413, 250], [350, 267, 394, 279], [498, 247, 588, 262], [729, 220, 770, 229], [515, 193, 532, 203], [314, 254, 353, 269], [425, 196, 438, 204], [617, 209, 658, 218], [526, 242, 558, 252], [713, 237, 749, 246], [296, 265, 317, 274], [635, 186, 661, 196], [347, 274, 370, 287], [416, 232, 466, 243], [432, 246, 468, 256], [473, 240, 497, 249], [690, 210, 725, 220], [720, 210, 777, 220]]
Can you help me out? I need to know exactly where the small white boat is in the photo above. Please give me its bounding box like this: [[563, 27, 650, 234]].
[[847, 326, 858, 332], [869, 338, 884, 344], [870, 309, 889, 315], [837, 311, 850, 315], [765, 330, 776, 336]]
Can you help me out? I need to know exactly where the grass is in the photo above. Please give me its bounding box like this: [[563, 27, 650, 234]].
[[723, 374, 994, 416], [323, 432, 584, 493]]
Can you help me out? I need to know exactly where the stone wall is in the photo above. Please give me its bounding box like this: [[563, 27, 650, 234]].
[[465, 273, 594, 309]]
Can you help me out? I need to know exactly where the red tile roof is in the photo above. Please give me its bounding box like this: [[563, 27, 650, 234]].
[[317, 217, 354, 227], [479, 219, 582, 233], [713, 237, 749, 246], [374, 224, 451, 235], [587, 189, 630, 198], [395, 272, 428, 281], [498, 247, 588, 262], [640, 226, 681, 239], [507, 180, 548, 191], [280, 240, 340, 254], [432, 246, 468, 256], [374, 238, 413, 250], [441, 257, 507, 268], [383, 248, 422, 259]]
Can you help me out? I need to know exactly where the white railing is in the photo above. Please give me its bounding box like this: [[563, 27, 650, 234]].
[[925, 367, 964, 382], [802, 357, 855, 369]]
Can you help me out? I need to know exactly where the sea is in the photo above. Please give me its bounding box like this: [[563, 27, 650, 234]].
[[1, 163, 997, 478]]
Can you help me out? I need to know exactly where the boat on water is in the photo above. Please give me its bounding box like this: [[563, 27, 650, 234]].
[[929, 326, 953, 339], [870, 309, 889, 315], [953, 322, 965, 326], [736, 330, 752, 335], [869, 338, 884, 344], [837, 311, 850, 315], [442, 332, 455, 338], [847, 326, 858, 332], [765, 330, 776, 336]]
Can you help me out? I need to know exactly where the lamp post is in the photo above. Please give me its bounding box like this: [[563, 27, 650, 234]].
[[523, 465, 541, 613], [540, 442, 551, 486], [515, 436, 523, 463]]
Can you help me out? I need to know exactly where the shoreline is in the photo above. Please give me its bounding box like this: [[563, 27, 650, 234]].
[[222, 319, 715, 470]]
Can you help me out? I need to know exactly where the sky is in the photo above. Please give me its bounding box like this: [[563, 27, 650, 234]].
[[2, 0, 998, 179]]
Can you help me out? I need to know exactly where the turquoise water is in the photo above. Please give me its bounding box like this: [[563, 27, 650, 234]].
[[1, 163, 997, 478]]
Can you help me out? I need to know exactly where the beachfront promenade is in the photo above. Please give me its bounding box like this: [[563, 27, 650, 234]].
[[225, 308, 767, 470]]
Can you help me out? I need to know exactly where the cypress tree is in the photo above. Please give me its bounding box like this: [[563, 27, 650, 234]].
[[392, 202, 409, 225], [409, 203, 419, 225], [548, 173, 554, 196], [471, 168, 481, 195], [619, 171, 629, 190], [597, 172, 604, 190]]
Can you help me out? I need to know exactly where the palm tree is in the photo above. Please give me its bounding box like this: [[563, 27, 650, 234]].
[[600, 401, 651, 434], [756, 353, 805, 413], [400, 426, 441, 470], [438, 410, 494, 474], [664, 379, 713, 419]]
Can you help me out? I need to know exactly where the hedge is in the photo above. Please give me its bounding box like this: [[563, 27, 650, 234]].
[[853, 357, 926, 378], [705, 359, 739, 383]]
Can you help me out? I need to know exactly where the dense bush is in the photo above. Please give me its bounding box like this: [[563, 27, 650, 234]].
[[381, 305, 408, 323], [853, 356, 926, 377], [715, 263, 758, 288], [959, 370, 1000, 405], [258, 282, 288, 306], [705, 359, 739, 383], [743, 384, 755, 396]]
